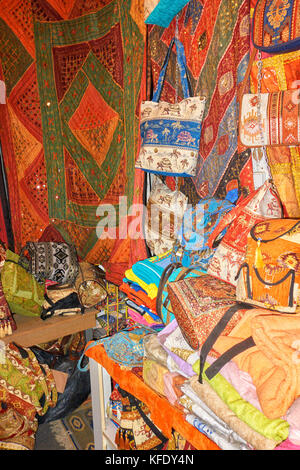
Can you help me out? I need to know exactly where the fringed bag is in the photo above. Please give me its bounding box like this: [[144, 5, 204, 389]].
[[115, 387, 167, 450], [0, 241, 16, 337]]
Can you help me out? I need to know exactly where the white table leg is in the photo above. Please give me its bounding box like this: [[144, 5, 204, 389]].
[[89, 358, 113, 450]]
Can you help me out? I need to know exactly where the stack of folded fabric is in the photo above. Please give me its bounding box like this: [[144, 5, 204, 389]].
[[126, 300, 164, 329], [141, 317, 300, 451]]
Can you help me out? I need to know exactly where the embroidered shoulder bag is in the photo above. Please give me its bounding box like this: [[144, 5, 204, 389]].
[[239, 47, 300, 148], [135, 37, 206, 177], [19, 241, 79, 285], [252, 0, 300, 54], [236, 218, 300, 313]]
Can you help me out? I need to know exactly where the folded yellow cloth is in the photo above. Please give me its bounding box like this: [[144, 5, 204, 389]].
[[124, 268, 158, 299], [192, 361, 289, 444]]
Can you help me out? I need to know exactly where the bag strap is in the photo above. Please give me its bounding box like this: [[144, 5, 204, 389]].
[[156, 262, 204, 321], [235, 263, 296, 308], [199, 302, 252, 383], [204, 336, 256, 381], [235, 263, 252, 298], [156, 262, 182, 320], [128, 394, 167, 444], [238, 47, 257, 105], [152, 37, 191, 102], [250, 220, 300, 243], [41, 292, 84, 320]]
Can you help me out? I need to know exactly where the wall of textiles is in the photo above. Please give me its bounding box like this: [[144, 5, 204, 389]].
[[0, 0, 148, 284], [146, 0, 300, 218], [1, 0, 300, 285]]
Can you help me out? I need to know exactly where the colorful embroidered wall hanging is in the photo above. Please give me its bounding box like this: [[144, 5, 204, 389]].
[[0, 0, 147, 284], [147, 0, 254, 201]]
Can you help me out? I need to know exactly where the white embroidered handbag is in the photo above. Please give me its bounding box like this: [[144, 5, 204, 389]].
[[135, 38, 206, 177], [145, 177, 187, 255]]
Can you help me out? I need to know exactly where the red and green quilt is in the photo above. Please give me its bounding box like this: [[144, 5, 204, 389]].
[[0, 0, 147, 284]]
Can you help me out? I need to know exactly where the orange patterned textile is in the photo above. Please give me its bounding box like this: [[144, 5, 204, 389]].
[[0, 0, 147, 284]]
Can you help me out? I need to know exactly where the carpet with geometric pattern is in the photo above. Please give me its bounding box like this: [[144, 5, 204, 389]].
[[35, 398, 94, 451]]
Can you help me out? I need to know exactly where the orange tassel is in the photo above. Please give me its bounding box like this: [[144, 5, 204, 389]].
[[255, 239, 264, 269], [124, 431, 131, 450]]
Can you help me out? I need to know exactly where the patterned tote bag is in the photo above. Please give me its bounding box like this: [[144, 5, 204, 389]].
[[135, 37, 206, 177]]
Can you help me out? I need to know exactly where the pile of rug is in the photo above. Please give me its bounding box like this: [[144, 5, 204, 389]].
[[35, 398, 94, 451]]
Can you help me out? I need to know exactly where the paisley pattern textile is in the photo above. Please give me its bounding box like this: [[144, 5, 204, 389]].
[[147, 0, 254, 200], [0, 0, 147, 284]]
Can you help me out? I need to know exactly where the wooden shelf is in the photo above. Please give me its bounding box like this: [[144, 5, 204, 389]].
[[2, 308, 98, 347]]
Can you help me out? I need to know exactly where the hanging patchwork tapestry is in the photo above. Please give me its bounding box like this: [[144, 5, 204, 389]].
[[0, 0, 147, 285], [147, 0, 254, 201]]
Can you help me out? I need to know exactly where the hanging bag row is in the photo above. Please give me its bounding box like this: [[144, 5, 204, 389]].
[[239, 0, 300, 148], [135, 37, 206, 177]]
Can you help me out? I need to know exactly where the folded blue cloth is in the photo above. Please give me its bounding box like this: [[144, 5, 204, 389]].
[[131, 258, 165, 288]]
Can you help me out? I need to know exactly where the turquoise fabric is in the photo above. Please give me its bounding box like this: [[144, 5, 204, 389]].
[[145, 0, 191, 28], [131, 259, 165, 288]]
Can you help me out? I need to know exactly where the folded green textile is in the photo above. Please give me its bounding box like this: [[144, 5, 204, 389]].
[[193, 360, 289, 443], [1, 250, 45, 317]]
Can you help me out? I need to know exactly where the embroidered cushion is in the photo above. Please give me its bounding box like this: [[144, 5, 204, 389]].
[[206, 180, 283, 286], [252, 0, 300, 53]]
